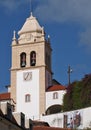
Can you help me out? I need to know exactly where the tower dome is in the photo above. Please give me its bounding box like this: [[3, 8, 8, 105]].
[[18, 13, 42, 35]]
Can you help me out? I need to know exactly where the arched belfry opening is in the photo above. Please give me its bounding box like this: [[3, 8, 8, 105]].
[[30, 51, 36, 66], [20, 52, 26, 67]]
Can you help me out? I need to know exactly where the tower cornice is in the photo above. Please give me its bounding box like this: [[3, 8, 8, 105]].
[[10, 65, 47, 71], [11, 40, 46, 47]]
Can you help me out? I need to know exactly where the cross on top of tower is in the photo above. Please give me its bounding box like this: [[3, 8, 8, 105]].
[[30, 0, 33, 15]]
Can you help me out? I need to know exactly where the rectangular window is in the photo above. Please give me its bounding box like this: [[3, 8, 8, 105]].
[[25, 94, 31, 102], [53, 92, 58, 99]]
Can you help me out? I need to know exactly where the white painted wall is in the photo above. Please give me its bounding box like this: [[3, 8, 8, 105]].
[[41, 113, 64, 127], [82, 107, 91, 128], [41, 107, 91, 129], [16, 69, 39, 119], [46, 90, 66, 109]]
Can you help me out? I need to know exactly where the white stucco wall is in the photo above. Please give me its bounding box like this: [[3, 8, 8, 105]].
[[46, 90, 66, 110], [82, 107, 91, 128], [16, 69, 39, 119], [41, 113, 63, 127], [41, 107, 91, 129]]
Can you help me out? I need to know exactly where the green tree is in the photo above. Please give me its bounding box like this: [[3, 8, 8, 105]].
[[63, 74, 91, 112], [81, 74, 91, 108], [63, 82, 76, 111], [72, 81, 83, 109]]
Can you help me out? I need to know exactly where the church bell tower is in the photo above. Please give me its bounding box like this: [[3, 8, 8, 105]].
[[10, 13, 52, 119]]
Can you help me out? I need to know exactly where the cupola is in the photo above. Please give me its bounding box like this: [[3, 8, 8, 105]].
[[18, 13, 42, 35], [18, 13, 45, 44]]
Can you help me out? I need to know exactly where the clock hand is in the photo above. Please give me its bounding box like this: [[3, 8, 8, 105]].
[[24, 73, 29, 80]]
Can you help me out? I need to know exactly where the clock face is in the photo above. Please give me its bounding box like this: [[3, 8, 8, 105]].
[[23, 72, 32, 81]]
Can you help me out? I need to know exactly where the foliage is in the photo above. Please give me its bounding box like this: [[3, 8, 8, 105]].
[[72, 81, 83, 109], [63, 74, 91, 112]]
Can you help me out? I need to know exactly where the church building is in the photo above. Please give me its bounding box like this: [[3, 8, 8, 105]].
[[0, 13, 66, 121]]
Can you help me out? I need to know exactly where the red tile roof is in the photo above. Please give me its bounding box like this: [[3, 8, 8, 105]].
[[33, 126, 70, 130], [47, 85, 66, 92], [0, 93, 11, 100]]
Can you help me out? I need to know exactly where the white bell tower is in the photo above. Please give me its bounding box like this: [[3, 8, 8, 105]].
[[10, 13, 52, 120]]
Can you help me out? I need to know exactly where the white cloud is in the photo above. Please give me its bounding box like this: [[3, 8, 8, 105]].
[[0, 0, 29, 11], [1, 0, 91, 25], [34, 0, 91, 51], [1, 0, 91, 51], [79, 28, 91, 51], [34, 0, 91, 24]]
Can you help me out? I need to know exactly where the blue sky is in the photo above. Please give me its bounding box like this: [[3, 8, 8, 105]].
[[0, 0, 91, 92]]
